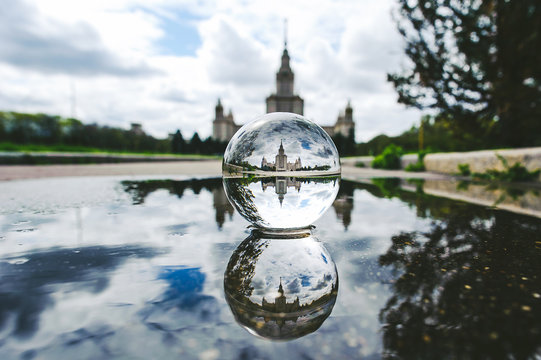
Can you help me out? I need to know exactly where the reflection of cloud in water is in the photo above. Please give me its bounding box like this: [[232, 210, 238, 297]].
[[224, 113, 340, 171], [0, 245, 161, 339], [246, 238, 335, 306]]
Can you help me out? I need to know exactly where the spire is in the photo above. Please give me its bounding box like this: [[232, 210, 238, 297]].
[[284, 18, 288, 49], [215, 98, 224, 119], [345, 99, 353, 122], [278, 278, 284, 295], [278, 140, 285, 155]]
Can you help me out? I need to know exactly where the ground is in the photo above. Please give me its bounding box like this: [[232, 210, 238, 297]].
[[0, 160, 451, 181]]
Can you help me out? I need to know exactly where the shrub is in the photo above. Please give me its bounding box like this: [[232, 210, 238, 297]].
[[405, 151, 427, 172], [405, 161, 425, 172], [372, 144, 404, 170], [458, 163, 471, 176]]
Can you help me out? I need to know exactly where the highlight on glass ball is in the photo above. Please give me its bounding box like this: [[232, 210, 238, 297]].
[[223, 229, 338, 340], [222, 112, 341, 229]]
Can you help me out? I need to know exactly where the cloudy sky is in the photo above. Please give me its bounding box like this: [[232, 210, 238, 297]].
[[0, 0, 423, 142]]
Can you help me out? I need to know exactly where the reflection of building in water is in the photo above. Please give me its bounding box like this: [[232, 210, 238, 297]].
[[256, 278, 338, 327], [212, 36, 355, 142], [213, 186, 234, 229], [333, 195, 353, 230], [262, 280, 300, 314], [261, 177, 302, 205], [261, 141, 302, 171]]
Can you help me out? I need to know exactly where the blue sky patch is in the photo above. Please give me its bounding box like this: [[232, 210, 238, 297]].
[[301, 140, 311, 150], [155, 10, 203, 56]]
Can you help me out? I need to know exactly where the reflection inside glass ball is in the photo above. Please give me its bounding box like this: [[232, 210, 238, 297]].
[[223, 228, 338, 341], [222, 112, 341, 229], [223, 112, 340, 175], [223, 176, 339, 229]]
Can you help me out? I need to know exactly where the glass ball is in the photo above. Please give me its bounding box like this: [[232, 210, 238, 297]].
[[222, 112, 341, 229], [223, 229, 338, 340], [223, 112, 341, 175]]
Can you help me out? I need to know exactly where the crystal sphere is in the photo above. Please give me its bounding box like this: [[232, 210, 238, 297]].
[[224, 229, 338, 340], [222, 112, 341, 229]]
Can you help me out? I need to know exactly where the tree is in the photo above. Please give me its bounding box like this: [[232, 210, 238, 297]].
[[389, 0, 541, 148], [189, 132, 202, 154], [171, 130, 185, 154]]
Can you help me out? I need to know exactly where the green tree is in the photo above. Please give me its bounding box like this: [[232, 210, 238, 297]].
[[171, 130, 185, 154], [189, 132, 202, 154], [389, 0, 541, 148]]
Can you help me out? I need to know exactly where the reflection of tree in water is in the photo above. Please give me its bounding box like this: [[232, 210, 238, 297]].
[[379, 204, 541, 359], [224, 232, 268, 299], [121, 178, 222, 205], [121, 178, 234, 229], [0, 246, 160, 339]]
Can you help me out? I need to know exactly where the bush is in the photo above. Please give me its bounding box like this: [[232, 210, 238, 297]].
[[405, 151, 427, 172], [405, 161, 425, 172], [458, 163, 471, 176], [372, 144, 404, 170]]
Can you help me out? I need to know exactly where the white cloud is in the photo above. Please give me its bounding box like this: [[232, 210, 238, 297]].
[[0, 0, 422, 141]]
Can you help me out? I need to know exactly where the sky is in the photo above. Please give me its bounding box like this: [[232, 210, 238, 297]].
[[0, 0, 423, 142]]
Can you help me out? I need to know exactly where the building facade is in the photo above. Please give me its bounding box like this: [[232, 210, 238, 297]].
[[261, 140, 302, 171], [212, 45, 355, 142], [322, 100, 355, 138], [212, 99, 241, 143]]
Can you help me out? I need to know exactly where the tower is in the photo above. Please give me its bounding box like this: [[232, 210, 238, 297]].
[[212, 99, 241, 142], [333, 101, 355, 137], [265, 23, 304, 115], [275, 140, 287, 171]]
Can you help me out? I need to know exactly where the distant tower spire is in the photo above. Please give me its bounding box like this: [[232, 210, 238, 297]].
[[284, 18, 288, 48]]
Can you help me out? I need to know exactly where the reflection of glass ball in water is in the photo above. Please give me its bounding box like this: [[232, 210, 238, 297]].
[[224, 229, 338, 341], [222, 112, 341, 229], [223, 176, 339, 229]]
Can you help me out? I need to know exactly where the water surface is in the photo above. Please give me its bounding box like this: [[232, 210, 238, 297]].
[[0, 176, 540, 359]]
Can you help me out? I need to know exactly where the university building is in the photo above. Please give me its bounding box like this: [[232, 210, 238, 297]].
[[261, 140, 302, 171], [212, 44, 355, 142]]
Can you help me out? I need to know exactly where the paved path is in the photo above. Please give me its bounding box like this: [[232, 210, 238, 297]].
[[341, 165, 450, 181], [0, 161, 223, 181], [0, 161, 454, 181]]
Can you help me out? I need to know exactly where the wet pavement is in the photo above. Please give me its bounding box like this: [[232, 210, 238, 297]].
[[0, 176, 540, 359]]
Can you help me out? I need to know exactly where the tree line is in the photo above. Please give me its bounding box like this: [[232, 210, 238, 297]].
[[0, 112, 227, 155]]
